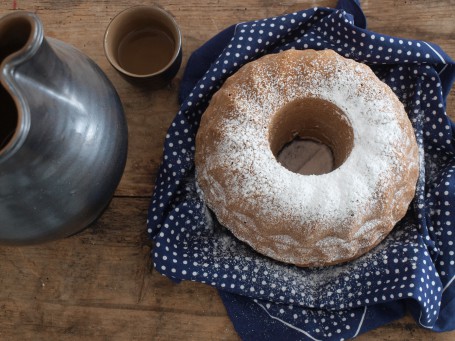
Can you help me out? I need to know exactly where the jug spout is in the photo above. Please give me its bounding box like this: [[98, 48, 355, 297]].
[[0, 12, 42, 157]]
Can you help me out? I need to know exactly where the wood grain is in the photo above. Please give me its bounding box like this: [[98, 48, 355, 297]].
[[0, 0, 454, 340]]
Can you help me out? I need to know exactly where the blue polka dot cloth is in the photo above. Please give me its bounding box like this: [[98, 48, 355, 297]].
[[147, 0, 455, 339]]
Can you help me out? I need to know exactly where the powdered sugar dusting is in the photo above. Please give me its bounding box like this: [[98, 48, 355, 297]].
[[196, 49, 419, 266]]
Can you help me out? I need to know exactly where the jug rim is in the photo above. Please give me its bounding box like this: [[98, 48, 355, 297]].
[[0, 11, 43, 161]]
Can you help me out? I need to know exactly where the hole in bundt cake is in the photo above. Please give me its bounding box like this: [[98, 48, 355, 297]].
[[269, 97, 354, 175], [277, 137, 334, 175]]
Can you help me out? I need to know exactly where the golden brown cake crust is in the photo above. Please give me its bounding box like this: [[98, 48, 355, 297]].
[[195, 49, 419, 267]]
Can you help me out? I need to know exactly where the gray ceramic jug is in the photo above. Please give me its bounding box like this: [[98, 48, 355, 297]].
[[0, 11, 128, 244]]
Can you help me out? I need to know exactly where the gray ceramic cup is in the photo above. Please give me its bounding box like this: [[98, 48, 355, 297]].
[[104, 5, 182, 88]]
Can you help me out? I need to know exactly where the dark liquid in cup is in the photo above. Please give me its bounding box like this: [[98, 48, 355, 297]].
[[117, 27, 175, 75]]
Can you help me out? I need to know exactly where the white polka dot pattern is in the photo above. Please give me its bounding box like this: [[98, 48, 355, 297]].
[[147, 4, 455, 340]]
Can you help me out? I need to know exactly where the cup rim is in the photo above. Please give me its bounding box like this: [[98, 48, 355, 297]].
[[103, 5, 182, 78]]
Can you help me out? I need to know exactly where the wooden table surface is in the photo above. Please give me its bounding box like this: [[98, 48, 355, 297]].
[[1, 0, 454, 340]]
